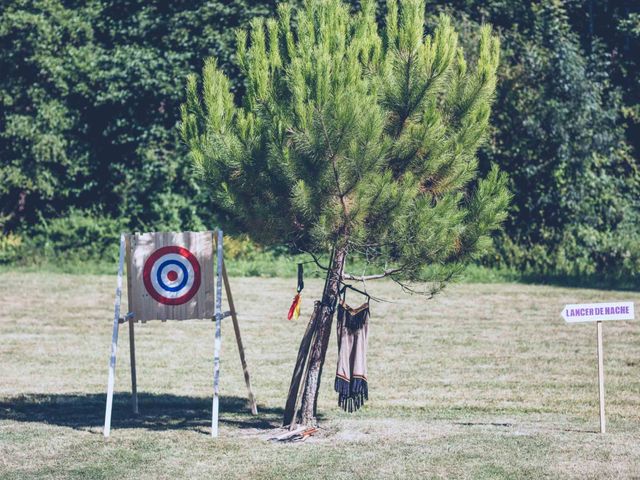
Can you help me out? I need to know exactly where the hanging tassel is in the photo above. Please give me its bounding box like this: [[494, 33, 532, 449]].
[[287, 293, 302, 321], [287, 264, 305, 321]]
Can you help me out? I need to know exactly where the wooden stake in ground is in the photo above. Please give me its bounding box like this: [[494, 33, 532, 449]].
[[561, 301, 635, 433], [596, 321, 605, 434]]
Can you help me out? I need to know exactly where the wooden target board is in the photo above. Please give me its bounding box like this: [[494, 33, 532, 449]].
[[127, 232, 215, 321]]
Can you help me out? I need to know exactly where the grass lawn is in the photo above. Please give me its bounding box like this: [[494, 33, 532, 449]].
[[0, 272, 639, 479]]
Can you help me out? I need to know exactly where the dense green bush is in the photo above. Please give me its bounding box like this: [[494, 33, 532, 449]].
[[29, 210, 126, 263], [0, 210, 125, 265], [479, 3, 640, 280], [424, 2, 640, 282], [0, 232, 23, 263], [0, 0, 277, 256]]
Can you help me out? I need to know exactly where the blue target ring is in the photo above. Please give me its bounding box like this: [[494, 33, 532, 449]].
[[156, 260, 188, 292]]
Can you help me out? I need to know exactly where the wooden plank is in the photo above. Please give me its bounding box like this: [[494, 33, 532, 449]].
[[597, 321, 606, 433], [133, 232, 147, 324], [282, 303, 319, 427], [269, 426, 307, 441], [211, 229, 223, 437], [125, 234, 133, 318], [199, 230, 216, 320], [124, 235, 138, 414], [104, 234, 126, 438], [218, 242, 258, 415]]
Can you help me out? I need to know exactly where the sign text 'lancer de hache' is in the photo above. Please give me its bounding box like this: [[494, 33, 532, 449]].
[[561, 302, 635, 323]]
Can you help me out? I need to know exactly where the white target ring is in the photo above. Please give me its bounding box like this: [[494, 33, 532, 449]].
[[143, 246, 201, 305]]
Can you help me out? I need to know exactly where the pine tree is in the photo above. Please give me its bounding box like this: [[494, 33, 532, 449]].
[[181, 0, 510, 426]]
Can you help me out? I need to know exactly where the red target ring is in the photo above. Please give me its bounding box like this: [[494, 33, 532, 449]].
[[142, 246, 201, 305]]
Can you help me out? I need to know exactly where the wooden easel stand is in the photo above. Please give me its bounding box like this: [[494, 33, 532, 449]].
[[103, 230, 257, 438]]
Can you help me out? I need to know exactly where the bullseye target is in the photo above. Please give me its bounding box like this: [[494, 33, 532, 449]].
[[128, 232, 214, 320], [143, 246, 201, 305]]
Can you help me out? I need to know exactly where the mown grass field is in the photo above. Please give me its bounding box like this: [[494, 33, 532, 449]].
[[0, 272, 639, 479]]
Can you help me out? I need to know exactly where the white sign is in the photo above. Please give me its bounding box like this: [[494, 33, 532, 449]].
[[562, 301, 635, 323], [561, 300, 636, 433]]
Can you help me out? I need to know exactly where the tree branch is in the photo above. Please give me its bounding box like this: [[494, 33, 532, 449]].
[[391, 268, 458, 299], [341, 267, 404, 281], [305, 250, 329, 271]]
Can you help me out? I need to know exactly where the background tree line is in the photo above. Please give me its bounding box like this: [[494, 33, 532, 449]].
[[1, 0, 638, 284]]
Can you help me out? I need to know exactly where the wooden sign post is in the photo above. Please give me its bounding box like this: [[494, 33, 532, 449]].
[[104, 230, 258, 438], [561, 301, 635, 433]]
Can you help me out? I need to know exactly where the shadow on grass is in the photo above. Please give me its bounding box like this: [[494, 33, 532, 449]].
[[0, 393, 284, 433]]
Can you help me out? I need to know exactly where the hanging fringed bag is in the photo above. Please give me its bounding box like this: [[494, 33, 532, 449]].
[[334, 287, 370, 412]]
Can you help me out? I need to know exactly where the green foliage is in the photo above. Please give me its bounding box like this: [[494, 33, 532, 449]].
[[1, 210, 127, 266], [474, 2, 640, 280], [30, 210, 127, 263], [0, 0, 278, 256], [0, 232, 24, 263], [415, 1, 640, 283], [183, 0, 510, 291]]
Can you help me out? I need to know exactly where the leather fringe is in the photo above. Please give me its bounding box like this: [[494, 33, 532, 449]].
[[334, 376, 368, 413]]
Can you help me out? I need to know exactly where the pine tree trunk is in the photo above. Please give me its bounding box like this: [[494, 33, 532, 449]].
[[282, 245, 347, 427]]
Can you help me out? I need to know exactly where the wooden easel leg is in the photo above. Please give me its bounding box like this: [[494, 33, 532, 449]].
[[104, 234, 126, 438], [211, 229, 223, 437], [220, 258, 258, 415], [128, 316, 138, 414], [104, 320, 120, 438]]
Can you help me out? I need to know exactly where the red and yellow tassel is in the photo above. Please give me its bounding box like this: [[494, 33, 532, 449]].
[[287, 293, 302, 321]]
